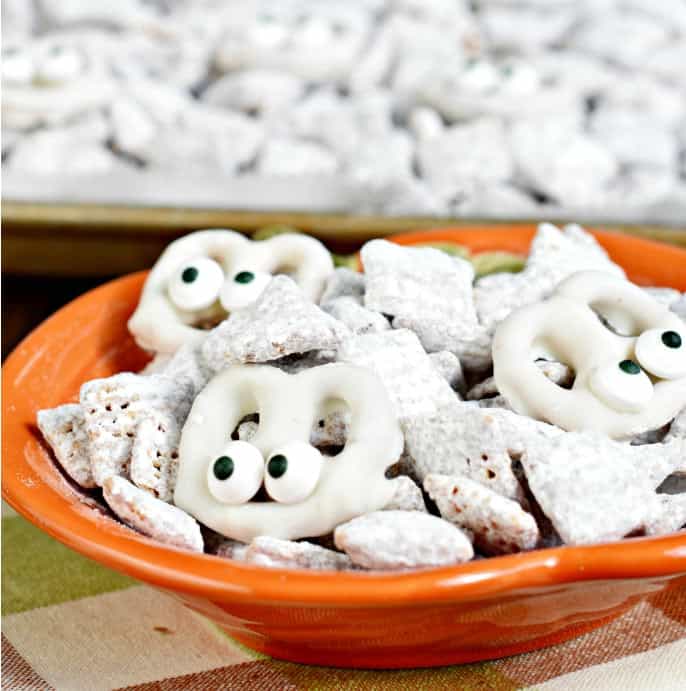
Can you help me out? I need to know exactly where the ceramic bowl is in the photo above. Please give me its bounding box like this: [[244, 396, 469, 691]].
[[3, 227, 686, 669]]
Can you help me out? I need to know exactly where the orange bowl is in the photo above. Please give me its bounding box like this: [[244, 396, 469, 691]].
[[3, 226, 686, 669]]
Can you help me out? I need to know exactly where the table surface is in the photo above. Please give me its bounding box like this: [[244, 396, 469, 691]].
[[2, 501, 685, 691]]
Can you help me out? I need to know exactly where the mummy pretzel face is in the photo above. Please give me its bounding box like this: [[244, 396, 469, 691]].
[[3, 42, 86, 87], [215, 4, 369, 82], [2, 36, 114, 129], [173, 363, 404, 542], [493, 271, 686, 438], [128, 229, 334, 354]]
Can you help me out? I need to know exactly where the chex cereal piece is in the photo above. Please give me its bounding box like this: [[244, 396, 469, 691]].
[[671, 295, 686, 322], [140, 353, 172, 376], [208, 537, 249, 561], [334, 511, 473, 570], [37, 404, 95, 488], [322, 296, 390, 335], [424, 474, 539, 554], [337, 329, 457, 423], [160, 342, 213, 396], [474, 224, 624, 332], [310, 409, 349, 448], [403, 401, 561, 500], [520, 433, 686, 545], [130, 409, 181, 502], [644, 494, 686, 536], [201, 276, 349, 371], [643, 287, 682, 309], [384, 476, 427, 512], [81, 373, 194, 486], [319, 267, 365, 306], [237, 420, 258, 442], [245, 536, 353, 571], [361, 240, 491, 368], [466, 361, 574, 400], [103, 475, 203, 552], [429, 351, 465, 395]]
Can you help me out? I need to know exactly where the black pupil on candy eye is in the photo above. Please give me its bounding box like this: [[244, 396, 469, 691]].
[[619, 360, 641, 375], [213, 456, 234, 480], [662, 331, 682, 349], [267, 454, 288, 478], [234, 271, 255, 284], [182, 267, 198, 283]]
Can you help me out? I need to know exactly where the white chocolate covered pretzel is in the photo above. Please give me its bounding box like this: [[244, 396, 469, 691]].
[[128, 229, 333, 354], [174, 363, 404, 542], [2, 35, 115, 130], [493, 271, 686, 438]]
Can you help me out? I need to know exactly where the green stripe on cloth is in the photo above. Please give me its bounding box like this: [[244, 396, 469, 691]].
[[270, 659, 516, 690], [2, 515, 134, 615]]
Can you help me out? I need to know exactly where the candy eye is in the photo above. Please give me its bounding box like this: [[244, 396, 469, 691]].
[[207, 441, 264, 504], [37, 46, 84, 83], [589, 359, 654, 412], [264, 441, 323, 504], [500, 63, 539, 94], [219, 270, 272, 312], [168, 257, 224, 311], [2, 48, 34, 85], [635, 328, 686, 379], [459, 59, 499, 92]]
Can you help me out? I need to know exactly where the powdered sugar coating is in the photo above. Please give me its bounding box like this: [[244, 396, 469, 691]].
[[37, 404, 95, 488], [319, 267, 366, 306], [103, 475, 203, 552], [362, 240, 492, 369], [130, 409, 181, 502], [384, 476, 427, 512], [322, 296, 390, 335], [429, 351, 465, 395], [245, 536, 353, 571], [81, 373, 194, 487], [334, 510, 473, 570], [337, 329, 457, 424], [202, 276, 349, 371], [521, 433, 686, 545], [403, 401, 561, 499], [425, 473, 539, 554]]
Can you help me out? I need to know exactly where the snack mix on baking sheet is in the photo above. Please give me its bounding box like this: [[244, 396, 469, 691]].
[[37, 223, 686, 571], [3, 1, 686, 223]]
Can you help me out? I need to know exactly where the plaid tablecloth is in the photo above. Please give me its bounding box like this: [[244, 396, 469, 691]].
[[2, 503, 685, 691]]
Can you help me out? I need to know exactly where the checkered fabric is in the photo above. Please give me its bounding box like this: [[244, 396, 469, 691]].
[[2, 503, 684, 691]]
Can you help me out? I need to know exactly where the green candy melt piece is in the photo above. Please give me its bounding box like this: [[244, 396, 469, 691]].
[[471, 251, 526, 277], [332, 253, 360, 270], [251, 225, 302, 241]]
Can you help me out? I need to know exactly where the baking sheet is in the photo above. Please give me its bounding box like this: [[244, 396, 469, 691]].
[[4, 195, 685, 278], [4, 170, 686, 228]]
